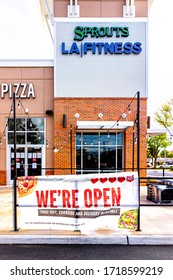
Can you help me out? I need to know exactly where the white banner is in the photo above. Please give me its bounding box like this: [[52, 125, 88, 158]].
[[17, 172, 138, 233]]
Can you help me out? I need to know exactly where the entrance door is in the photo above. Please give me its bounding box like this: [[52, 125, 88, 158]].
[[8, 146, 44, 184]]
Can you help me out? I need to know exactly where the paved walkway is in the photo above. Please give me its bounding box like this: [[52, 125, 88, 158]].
[[0, 186, 173, 245]]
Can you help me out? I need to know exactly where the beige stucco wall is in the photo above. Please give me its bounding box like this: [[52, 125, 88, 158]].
[[0, 66, 54, 181], [54, 0, 148, 18]]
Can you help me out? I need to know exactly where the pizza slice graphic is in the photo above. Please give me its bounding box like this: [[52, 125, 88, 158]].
[[17, 176, 38, 198]]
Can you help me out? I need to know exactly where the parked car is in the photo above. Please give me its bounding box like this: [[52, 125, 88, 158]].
[[147, 162, 152, 167], [158, 162, 173, 169]]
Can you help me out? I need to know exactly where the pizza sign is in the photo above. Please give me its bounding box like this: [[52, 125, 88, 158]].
[[17, 172, 139, 232]]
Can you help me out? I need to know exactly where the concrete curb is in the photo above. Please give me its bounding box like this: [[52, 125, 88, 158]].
[[0, 235, 128, 245], [128, 235, 173, 245], [1, 234, 173, 245]]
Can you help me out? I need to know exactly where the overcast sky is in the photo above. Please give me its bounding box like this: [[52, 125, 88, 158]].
[[148, 0, 173, 127], [0, 0, 53, 59]]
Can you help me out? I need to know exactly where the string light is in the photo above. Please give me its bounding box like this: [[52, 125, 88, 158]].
[[107, 92, 138, 135], [53, 147, 59, 153], [0, 98, 69, 152], [121, 113, 127, 119], [17, 100, 21, 109]]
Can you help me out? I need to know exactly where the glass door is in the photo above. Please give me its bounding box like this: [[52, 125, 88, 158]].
[[27, 147, 42, 176], [8, 145, 44, 184], [10, 147, 26, 179]]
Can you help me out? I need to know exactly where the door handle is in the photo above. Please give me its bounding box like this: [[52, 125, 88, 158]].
[[23, 164, 28, 169]]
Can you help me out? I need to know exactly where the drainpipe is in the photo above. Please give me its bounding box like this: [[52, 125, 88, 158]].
[[44, 0, 54, 25]]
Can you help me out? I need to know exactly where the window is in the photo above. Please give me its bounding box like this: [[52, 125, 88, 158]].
[[7, 117, 45, 145], [76, 132, 123, 174]]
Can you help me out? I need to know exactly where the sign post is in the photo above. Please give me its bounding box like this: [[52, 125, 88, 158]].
[[13, 92, 18, 231]]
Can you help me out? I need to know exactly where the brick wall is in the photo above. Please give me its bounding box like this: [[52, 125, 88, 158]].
[[54, 97, 147, 177]]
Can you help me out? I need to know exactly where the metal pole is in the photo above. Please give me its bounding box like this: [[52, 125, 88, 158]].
[[132, 128, 135, 171], [70, 124, 72, 174], [136, 91, 141, 231], [13, 92, 18, 231]]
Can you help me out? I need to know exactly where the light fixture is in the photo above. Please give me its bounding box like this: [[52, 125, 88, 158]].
[[25, 108, 28, 114], [123, 0, 135, 17], [75, 113, 80, 119], [63, 114, 67, 128], [121, 113, 127, 119], [98, 112, 103, 119], [53, 147, 59, 153], [17, 101, 21, 109]]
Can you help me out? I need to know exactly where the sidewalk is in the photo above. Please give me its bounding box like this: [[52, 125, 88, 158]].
[[0, 186, 173, 245]]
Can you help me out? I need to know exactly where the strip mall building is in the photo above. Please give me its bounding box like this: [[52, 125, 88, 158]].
[[0, 0, 152, 185]]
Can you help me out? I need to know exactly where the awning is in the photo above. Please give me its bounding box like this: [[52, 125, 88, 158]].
[[76, 121, 134, 130]]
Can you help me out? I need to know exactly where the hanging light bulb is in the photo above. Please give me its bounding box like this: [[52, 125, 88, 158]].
[[122, 113, 127, 119], [53, 147, 59, 153], [18, 101, 21, 109]]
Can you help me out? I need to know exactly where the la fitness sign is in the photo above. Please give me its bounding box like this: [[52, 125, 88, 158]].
[[61, 25, 142, 56], [0, 83, 35, 99]]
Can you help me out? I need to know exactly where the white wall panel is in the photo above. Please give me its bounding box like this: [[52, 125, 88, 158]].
[[54, 19, 147, 98]]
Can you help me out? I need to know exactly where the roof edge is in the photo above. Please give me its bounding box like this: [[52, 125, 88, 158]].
[[0, 59, 54, 67]]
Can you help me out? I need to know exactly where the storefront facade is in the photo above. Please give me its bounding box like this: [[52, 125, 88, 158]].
[[0, 0, 149, 185], [0, 65, 54, 185]]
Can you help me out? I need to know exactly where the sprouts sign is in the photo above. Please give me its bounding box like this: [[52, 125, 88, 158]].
[[54, 19, 147, 98], [62, 25, 142, 56]]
